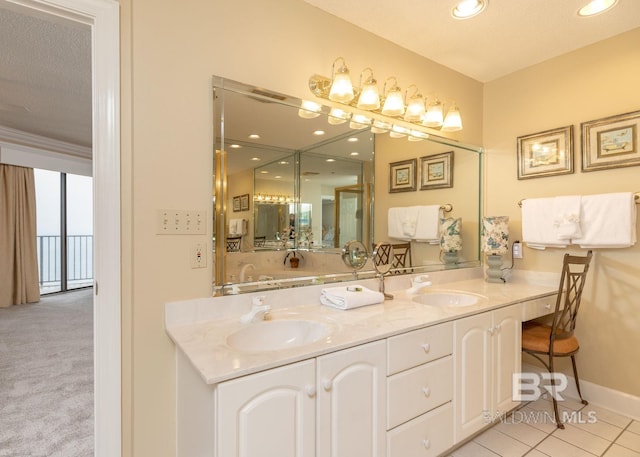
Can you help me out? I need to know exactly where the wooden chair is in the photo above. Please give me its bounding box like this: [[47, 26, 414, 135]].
[[391, 242, 412, 274], [521, 250, 593, 429], [225, 236, 242, 252], [254, 236, 266, 247]]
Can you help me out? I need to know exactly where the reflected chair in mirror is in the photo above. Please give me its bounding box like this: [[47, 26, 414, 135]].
[[226, 236, 242, 252], [521, 250, 593, 429], [254, 236, 266, 248], [391, 242, 412, 274]]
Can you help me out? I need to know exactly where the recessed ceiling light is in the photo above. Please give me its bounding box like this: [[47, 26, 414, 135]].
[[326, 158, 336, 162], [278, 161, 289, 165], [251, 157, 261, 161], [578, 0, 617, 16], [452, 0, 487, 19], [260, 170, 269, 174], [350, 152, 359, 156], [229, 144, 241, 149], [313, 130, 326, 136], [274, 175, 282, 179], [347, 137, 358, 142], [248, 134, 260, 139]]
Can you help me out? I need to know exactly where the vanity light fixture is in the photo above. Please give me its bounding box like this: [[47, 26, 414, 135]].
[[578, 0, 617, 16], [452, 0, 487, 19], [298, 100, 322, 119], [356, 68, 380, 110], [442, 103, 463, 132], [381, 77, 405, 116], [389, 124, 409, 138], [308, 58, 464, 137], [328, 57, 355, 103]]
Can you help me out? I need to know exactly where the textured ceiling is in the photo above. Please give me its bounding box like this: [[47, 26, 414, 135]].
[[0, 3, 91, 147], [304, 0, 640, 82]]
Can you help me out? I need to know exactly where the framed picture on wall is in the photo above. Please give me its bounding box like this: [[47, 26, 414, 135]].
[[389, 159, 417, 193], [517, 125, 574, 179], [420, 151, 453, 190], [240, 194, 250, 211], [581, 109, 640, 172], [232, 196, 241, 212]]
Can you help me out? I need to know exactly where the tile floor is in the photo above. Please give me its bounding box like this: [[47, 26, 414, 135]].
[[448, 395, 640, 457]]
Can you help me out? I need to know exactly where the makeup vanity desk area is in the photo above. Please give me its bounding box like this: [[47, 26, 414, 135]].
[[165, 268, 559, 457]]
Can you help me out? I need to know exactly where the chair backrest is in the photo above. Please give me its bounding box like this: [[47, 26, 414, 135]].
[[226, 236, 242, 252], [372, 243, 393, 267], [391, 242, 412, 274], [552, 250, 593, 339], [254, 236, 266, 247]]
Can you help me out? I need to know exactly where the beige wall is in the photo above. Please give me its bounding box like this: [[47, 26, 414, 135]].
[[121, 0, 482, 455], [484, 27, 640, 396]]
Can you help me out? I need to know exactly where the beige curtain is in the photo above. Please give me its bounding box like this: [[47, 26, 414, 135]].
[[0, 164, 40, 307]]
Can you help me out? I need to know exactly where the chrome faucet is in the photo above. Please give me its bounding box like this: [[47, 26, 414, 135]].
[[240, 295, 271, 323], [239, 263, 255, 282], [406, 275, 433, 294]]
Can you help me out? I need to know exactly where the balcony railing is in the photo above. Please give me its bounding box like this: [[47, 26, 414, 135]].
[[37, 235, 94, 291]]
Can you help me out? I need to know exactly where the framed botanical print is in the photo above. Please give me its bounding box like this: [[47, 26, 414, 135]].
[[389, 159, 417, 193], [420, 151, 453, 190], [581, 110, 640, 172], [517, 126, 573, 179]]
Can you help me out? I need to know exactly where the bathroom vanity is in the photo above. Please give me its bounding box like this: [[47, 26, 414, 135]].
[[165, 269, 558, 457]]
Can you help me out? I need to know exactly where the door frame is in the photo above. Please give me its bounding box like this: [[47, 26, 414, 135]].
[[3, 0, 122, 455]]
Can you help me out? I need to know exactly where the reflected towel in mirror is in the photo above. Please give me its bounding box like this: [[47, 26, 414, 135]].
[[320, 285, 384, 310]]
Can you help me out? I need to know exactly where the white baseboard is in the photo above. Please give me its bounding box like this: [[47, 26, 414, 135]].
[[521, 363, 640, 422]]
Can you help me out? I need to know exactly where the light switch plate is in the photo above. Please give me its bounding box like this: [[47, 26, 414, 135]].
[[157, 209, 206, 235], [191, 242, 207, 268]]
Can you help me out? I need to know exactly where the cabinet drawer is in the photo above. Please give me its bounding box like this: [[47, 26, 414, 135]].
[[387, 322, 453, 375], [521, 294, 557, 321], [387, 356, 452, 429], [387, 403, 453, 457]]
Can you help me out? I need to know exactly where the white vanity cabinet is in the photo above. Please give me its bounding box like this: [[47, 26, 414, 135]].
[[316, 340, 387, 457], [454, 304, 522, 443], [386, 322, 454, 457], [216, 359, 316, 457]]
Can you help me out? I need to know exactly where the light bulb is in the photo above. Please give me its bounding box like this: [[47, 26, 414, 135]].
[[422, 100, 444, 128], [442, 104, 463, 131], [298, 100, 322, 119], [329, 59, 354, 103]]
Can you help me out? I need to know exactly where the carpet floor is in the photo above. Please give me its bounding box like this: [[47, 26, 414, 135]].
[[0, 288, 94, 457]]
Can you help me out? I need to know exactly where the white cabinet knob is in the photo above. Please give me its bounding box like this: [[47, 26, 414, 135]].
[[422, 439, 430, 449], [421, 386, 431, 397], [495, 324, 501, 334], [322, 379, 332, 391], [487, 327, 494, 335], [305, 385, 317, 397], [421, 343, 430, 353]]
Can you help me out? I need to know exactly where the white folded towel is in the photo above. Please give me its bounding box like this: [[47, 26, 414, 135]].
[[320, 285, 384, 310], [553, 196, 582, 240], [229, 218, 247, 236], [413, 205, 442, 242], [572, 192, 637, 248], [521, 198, 568, 249], [388, 207, 419, 240]]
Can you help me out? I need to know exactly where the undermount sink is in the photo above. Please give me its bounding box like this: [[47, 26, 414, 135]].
[[227, 319, 331, 352], [412, 291, 485, 307]]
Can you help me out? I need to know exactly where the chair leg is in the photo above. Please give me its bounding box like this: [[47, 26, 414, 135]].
[[571, 355, 588, 406], [548, 356, 564, 429]]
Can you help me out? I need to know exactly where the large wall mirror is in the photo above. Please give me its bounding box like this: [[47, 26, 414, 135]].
[[213, 76, 482, 295]]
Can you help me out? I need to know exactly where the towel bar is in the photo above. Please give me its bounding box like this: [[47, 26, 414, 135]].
[[440, 204, 453, 212]]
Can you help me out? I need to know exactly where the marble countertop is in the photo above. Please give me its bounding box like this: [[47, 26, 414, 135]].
[[165, 269, 558, 385]]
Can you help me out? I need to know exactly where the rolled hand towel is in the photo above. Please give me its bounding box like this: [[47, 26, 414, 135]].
[[320, 285, 384, 310]]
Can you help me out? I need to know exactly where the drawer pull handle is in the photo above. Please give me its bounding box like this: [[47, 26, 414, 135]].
[[422, 387, 431, 397], [322, 379, 332, 391], [421, 343, 430, 353], [422, 439, 431, 449], [305, 385, 317, 397]]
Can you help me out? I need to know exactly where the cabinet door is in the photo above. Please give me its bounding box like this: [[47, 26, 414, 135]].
[[454, 312, 492, 443], [493, 304, 522, 416], [216, 359, 316, 457], [317, 340, 386, 457]]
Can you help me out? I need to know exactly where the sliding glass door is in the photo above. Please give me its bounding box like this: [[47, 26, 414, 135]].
[[34, 169, 93, 294]]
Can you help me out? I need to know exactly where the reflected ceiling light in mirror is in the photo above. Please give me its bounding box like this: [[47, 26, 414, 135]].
[[389, 125, 409, 138], [313, 130, 326, 136], [404, 85, 425, 122], [328, 57, 355, 103], [347, 137, 358, 142], [381, 77, 404, 116], [328, 107, 351, 125], [408, 130, 430, 142], [248, 134, 261, 139], [578, 0, 617, 16], [452, 0, 487, 19], [298, 100, 322, 119], [350, 152, 360, 156], [251, 157, 261, 161], [371, 119, 391, 134], [229, 144, 241, 149], [422, 99, 444, 128], [442, 103, 463, 132], [356, 68, 380, 110], [349, 113, 371, 129]]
